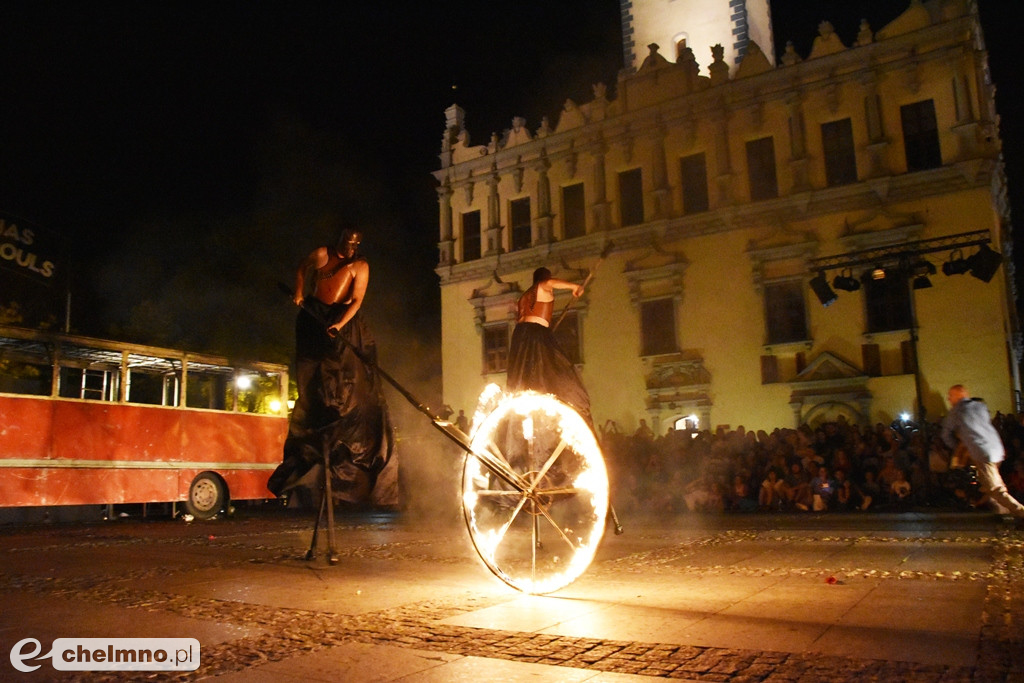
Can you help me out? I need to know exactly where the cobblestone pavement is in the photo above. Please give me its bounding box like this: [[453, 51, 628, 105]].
[[1, 510, 1022, 682]]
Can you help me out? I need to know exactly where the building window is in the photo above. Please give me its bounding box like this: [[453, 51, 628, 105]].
[[483, 324, 509, 374], [764, 280, 808, 345], [552, 311, 582, 364], [462, 210, 481, 262], [679, 152, 709, 214], [562, 183, 586, 239], [746, 137, 778, 201], [864, 273, 911, 333], [640, 297, 677, 356], [901, 99, 942, 172], [619, 168, 644, 227], [821, 118, 858, 187], [510, 198, 531, 251]]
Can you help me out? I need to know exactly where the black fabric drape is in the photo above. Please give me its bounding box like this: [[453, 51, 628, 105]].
[[268, 300, 394, 505], [506, 321, 592, 429]]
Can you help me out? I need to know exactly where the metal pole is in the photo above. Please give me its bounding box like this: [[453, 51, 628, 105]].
[[908, 281, 932, 501]]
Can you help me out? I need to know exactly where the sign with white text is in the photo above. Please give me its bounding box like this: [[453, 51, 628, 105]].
[[0, 213, 59, 285]]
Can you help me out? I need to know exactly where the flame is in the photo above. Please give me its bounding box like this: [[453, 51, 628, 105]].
[[462, 388, 609, 594], [470, 383, 503, 438]]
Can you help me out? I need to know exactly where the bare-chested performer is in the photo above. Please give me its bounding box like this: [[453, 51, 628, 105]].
[[268, 228, 394, 506], [506, 267, 592, 428]]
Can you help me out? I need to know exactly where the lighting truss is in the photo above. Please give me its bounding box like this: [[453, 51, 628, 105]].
[[808, 229, 992, 274]]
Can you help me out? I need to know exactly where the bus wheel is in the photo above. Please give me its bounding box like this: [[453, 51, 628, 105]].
[[186, 473, 227, 519]]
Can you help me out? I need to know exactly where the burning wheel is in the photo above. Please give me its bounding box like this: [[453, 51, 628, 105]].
[[461, 391, 608, 594]]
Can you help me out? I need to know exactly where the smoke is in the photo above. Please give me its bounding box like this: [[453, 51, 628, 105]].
[[81, 116, 464, 520]]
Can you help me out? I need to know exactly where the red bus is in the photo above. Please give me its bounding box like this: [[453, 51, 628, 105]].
[[0, 324, 289, 520]]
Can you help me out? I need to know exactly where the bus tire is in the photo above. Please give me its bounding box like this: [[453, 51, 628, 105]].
[[186, 472, 227, 519]]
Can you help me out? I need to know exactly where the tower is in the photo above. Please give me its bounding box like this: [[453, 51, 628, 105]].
[[620, 0, 773, 73]]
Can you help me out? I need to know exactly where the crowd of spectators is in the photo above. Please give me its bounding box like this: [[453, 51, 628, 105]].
[[598, 412, 1024, 516]]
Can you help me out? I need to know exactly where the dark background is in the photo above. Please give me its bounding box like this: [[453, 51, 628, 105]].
[[0, 1, 1019, 404]]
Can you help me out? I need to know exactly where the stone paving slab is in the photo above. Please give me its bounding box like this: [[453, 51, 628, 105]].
[[0, 511, 1021, 681]]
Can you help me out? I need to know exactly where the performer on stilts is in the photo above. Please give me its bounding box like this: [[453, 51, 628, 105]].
[[507, 266, 622, 533], [268, 227, 395, 558]]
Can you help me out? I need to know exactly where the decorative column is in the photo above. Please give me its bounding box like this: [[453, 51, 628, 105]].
[[713, 101, 734, 205], [484, 169, 503, 256], [590, 138, 611, 232], [649, 125, 672, 219], [949, 51, 981, 161], [861, 73, 890, 178], [437, 180, 454, 266], [787, 93, 811, 192], [534, 153, 553, 243]]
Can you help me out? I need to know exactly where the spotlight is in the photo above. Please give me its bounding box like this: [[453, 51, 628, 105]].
[[832, 269, 860, 292], [912, 274, 933, 289], [967, 243, 1003, 282], [870, 265, 887, 280], [942, 249, 971, 276], [911, 260, 936, 276], [809, 271, 837, 307]]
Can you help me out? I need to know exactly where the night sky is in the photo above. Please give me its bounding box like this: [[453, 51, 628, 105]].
[[0, 1, 1020, 389]]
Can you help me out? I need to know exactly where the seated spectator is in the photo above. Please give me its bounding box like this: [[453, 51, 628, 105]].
[[682, 472, 718, 512], [781, 461, 812, 511], [834, 468, 861, 511], [890, 468, 912, 509], [759, 468, 784, 510], [877, 455, 901, 494], [860, 469, 881, 510], [832, 447, 854, 478], [728, 473, 758, 512], [811, 465, 836, 511]]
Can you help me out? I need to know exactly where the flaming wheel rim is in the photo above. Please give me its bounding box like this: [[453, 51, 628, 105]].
[[461, 391, 608, 594]]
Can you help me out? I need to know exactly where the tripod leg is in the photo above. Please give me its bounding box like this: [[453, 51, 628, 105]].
[[305, 488, 325, 561], [322, 447, 339, 565]]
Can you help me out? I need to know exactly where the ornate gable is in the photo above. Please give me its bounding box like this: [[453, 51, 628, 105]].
[[789, 352, 872, 427]]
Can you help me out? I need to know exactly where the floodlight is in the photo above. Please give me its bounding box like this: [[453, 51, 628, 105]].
[[967, 243, 1003, 282], [912, 275, 933, 289], [942, 249, 971, 276], [832, 269, 860, 291], [809, 271, 837, 307]]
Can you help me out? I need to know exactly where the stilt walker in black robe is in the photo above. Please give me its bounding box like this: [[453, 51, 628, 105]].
[[268, 228, 394, 506], [506, 267, 592, 429]]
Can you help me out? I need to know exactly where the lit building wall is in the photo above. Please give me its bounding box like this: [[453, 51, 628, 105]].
[[434, 0, 1019, 435], [621, 0, 774, 74]]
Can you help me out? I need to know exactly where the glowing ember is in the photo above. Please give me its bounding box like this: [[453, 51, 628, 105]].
[[461, 389, 609, 594]]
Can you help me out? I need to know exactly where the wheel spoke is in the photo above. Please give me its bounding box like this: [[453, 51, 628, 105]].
[[527, 437, 568, 491]]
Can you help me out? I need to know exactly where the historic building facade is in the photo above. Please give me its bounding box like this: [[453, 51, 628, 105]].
[[433, 0, 1020, 436]]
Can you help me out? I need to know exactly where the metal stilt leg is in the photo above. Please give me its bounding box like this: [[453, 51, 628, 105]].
[[322, 446, 339, 565]]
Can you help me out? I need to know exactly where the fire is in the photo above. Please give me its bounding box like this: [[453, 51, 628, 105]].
[[461, 388, 609, 594]]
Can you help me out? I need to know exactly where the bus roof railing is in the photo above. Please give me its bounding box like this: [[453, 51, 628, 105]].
[[0, 324, 288, 377]]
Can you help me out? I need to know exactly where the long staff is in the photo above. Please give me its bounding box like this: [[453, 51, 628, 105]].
[[551, 241, 614, 332], [278, 283, 528, 493], [544, 243, 623, 535]]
